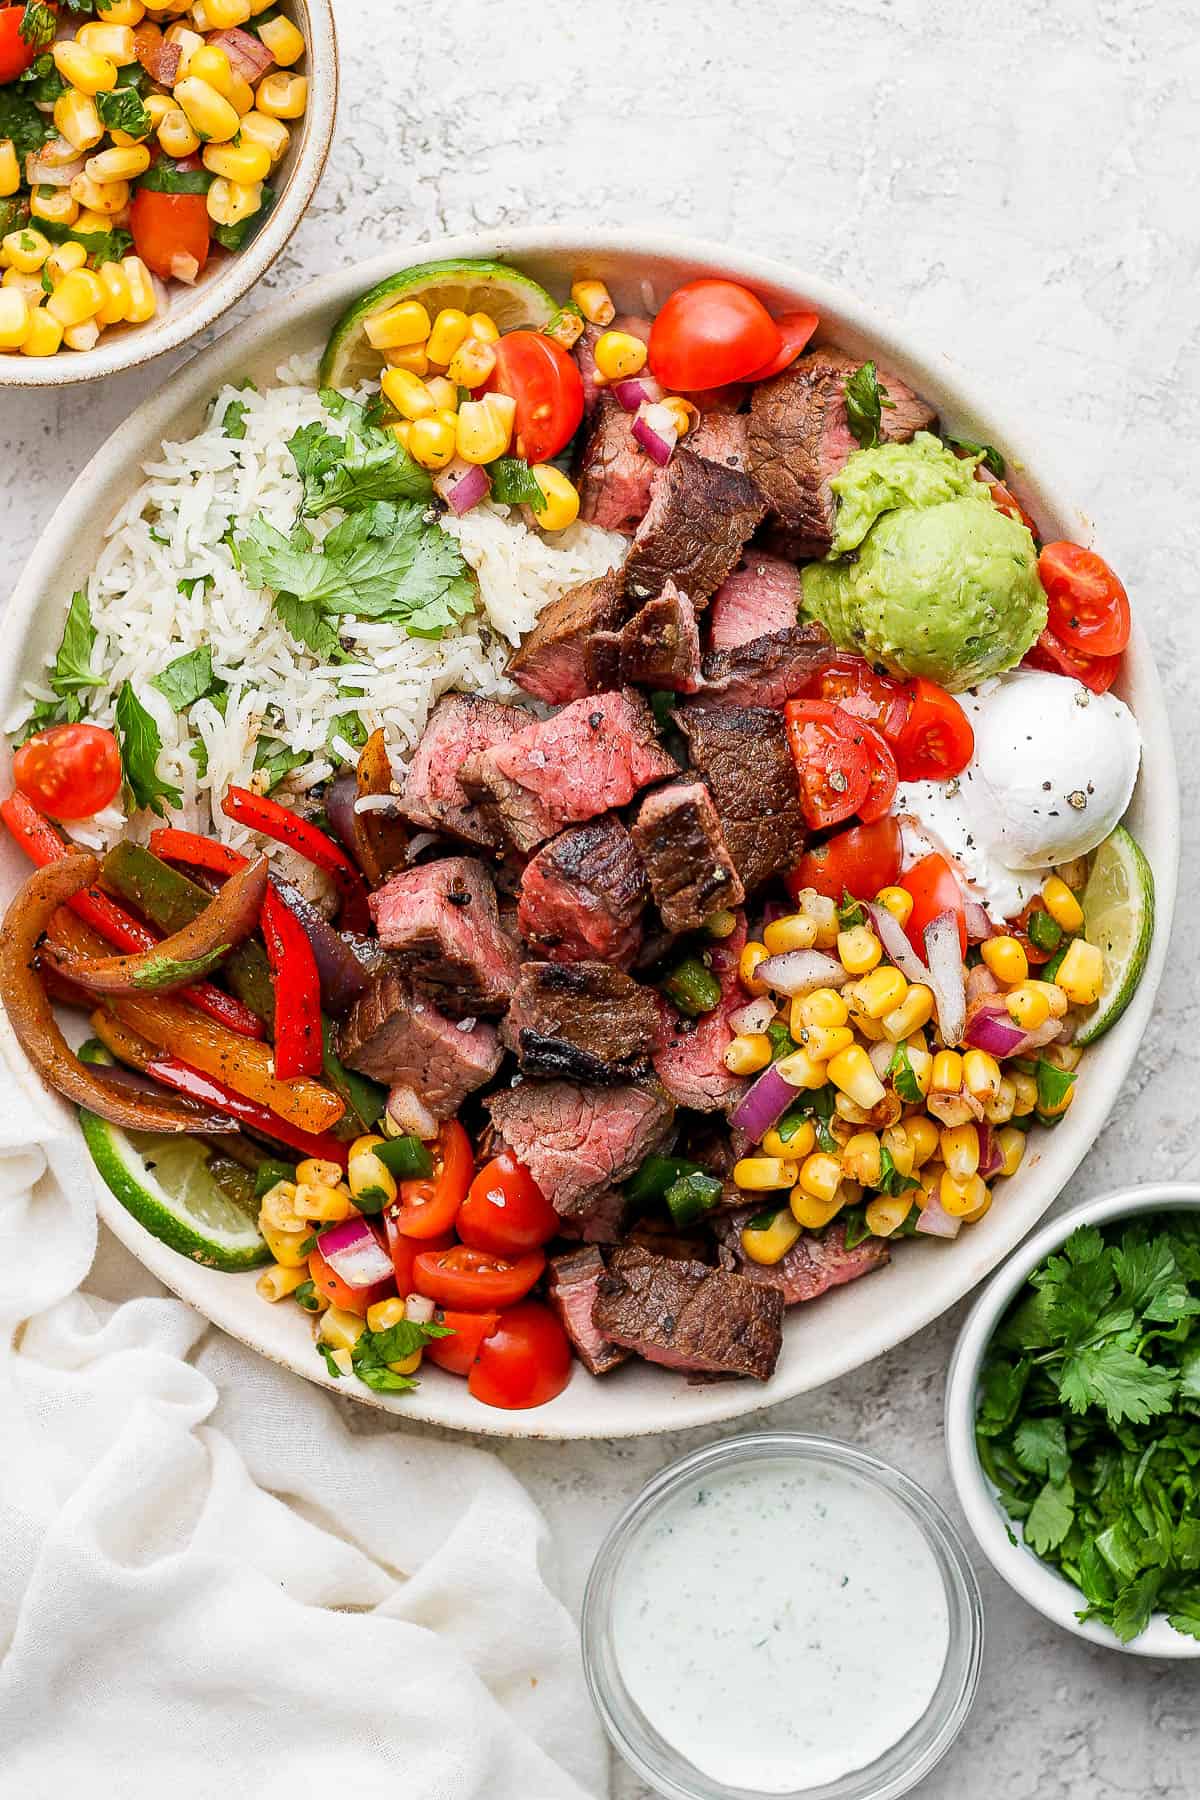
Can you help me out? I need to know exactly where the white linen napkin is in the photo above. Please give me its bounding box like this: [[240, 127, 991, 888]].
[[0, 1073, 608, 1800]]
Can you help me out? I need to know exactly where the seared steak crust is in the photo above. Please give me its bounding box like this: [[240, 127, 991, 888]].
[[594, 1246, 783, 1381], [673, 704, 806, 894], [546, 1247, 630, 1375], [506, 959, 665, 1084], [624, 448, 767, 606], [506, 568, 629, 707], [700, 619, 833, 710], [587, 580, 702, 695], [369, 856, 518, 1016], [339, 968, 501, 1116], [400, 694, 531, 848], [631, 780, 744, 934], [516, 814, 648, 969]]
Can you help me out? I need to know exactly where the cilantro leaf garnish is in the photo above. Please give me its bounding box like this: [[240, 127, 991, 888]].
[[18, 588, 101, 740], [114, 681, 183, 818], [349, 1315, 453, 1393], [943, 433, 1006, 478], [288, 392, 433, 515], [844, 360, 895, 450], [150, 645, 223, 713], [96, 84, 151, 140]]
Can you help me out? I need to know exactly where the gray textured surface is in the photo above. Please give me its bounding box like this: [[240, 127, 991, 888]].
[[7, 0, 1200, 1793]]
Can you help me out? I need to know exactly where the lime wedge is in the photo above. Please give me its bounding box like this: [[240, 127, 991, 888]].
[[320, 258, 560, 390], [78, 1041, 269, 1271], [1072, 826, 1155, 1046]]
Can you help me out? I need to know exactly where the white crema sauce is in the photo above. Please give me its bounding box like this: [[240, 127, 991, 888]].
[[612, 1460, 950, 1794]]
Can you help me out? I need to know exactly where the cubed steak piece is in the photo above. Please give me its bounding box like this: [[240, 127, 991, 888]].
[[593, 1246, 783, 1381], [400, 694, 531, 848], [587, 580, 702, 694], [486, 1079, 674, 1219], [624, 448, 767, 606], [338, 969, 501, 1117], [462, 689, 676, 854], [507, 568, 629, 707], [506, 960, 666, 1084], [652, 912, 748, 1112], [554, 1187, 631, 1244], [700, 619, 833, 709], [546, 1247, 630, 1376], [718, 1215, 890, 1305], [708, 554, 803, 652], [674, 704, 806, 894], [631, 781, 745, 934], [688, 410, 750, 472], [517, 815, 648, 968], [575, 395, 655, 534], [369, 856, 519, 1016], [747, 349, 937, 559]]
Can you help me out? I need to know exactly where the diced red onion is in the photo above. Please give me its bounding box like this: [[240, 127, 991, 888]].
[[404, 1293, 436, 1324], [434, 458, 490, 515], [915, 1193, 962, 1238], [866, 902, 930, 986], [612, 374, 664, 411], [964, 900, 993, 944], [1011, 1016, 1063, 1057], [169, 252, 200, 285], [729, 996, 777, 1036], [387, 1083, 438, 1140], [729, 1061, 796, 1143], [923, 910, 966, 1047], [319, 1217, 393, 1291], [963, 1002, 1027, 1059], [271, 877, 369, 1015], [208, 25, 274, 82], [632, 401, 678, 467], [758, 948, 850, 997], [977, 1121, 1003, 1180], [26, 148, 83, 187]]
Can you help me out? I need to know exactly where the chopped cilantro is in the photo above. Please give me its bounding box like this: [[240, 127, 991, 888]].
[[96, 84, 151, 139], [887, 1042, 923, 1105], [943, 433, 1006, 479], [150, 645, 223, 713], [17, 588, 100, 739], [844, 360, 895, 451], [349, 1316, 453, 1393], [114, 681, 183, 817], [287, 393, 434, 515]]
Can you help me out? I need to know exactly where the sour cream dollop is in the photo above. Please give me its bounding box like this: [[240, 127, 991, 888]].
[[895, 670, 1141, 922]]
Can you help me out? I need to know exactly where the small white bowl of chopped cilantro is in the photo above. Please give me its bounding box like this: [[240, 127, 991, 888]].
[[945, 1183, 1200, 1657]]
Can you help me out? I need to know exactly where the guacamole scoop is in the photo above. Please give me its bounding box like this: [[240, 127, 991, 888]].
[[802, 436, 1046, 691]]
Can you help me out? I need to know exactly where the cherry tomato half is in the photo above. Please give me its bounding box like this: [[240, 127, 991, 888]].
[[426, 1308, 501, 1377], [13, 723, 121, 822], [893, 678, 975, 782], [1023, 626, 1120, 695], [783, 700, 897, 830], [798, 655, 911, 741], [484, 330, 583, 464], [648, 280, 781, 392], [981, 473, 1039, 534], [457, 1153, 559, 1257], [786, 816, 902, 904], [743, 310, 820, 382], [1038, 541, 1131, 658], [411, 1244, 546, 1312], [382, 1216, 454, 1294], [900, 852, 967, 958], [387, 1120, 473, 1238], [129, 183, 211, 283], [0, 4, 43, 83], [308, 1240, 393, 1317], [467, 1300, 572, 1410]]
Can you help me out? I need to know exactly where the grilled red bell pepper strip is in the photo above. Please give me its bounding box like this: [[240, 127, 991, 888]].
[[142, 1049, 348, 1166], [148, 827, 249, 877], [1, 792, 265, 1039], [220, 785, 371, 934], [260, 883, 322, 1079]]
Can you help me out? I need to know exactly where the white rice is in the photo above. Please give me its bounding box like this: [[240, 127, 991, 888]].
[[12, 352, 625, 852]]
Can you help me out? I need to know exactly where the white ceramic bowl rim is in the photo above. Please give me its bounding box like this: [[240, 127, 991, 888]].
[[945, 1181, 1200, 1658], [0, 228, 1180, 1437]]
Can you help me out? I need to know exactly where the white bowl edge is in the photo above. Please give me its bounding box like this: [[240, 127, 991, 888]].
[[944, 1182, 1200, 1658], [0, 227, 1180, 1438]]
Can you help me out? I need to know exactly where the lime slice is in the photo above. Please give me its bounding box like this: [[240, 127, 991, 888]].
[[78, 1041, 269, 1271], [1072, 825, 1155, 1046], [320, 258, 560, 390]]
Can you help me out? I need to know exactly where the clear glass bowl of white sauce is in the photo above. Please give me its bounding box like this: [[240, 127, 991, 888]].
[[582, 1433, 983, 1800]]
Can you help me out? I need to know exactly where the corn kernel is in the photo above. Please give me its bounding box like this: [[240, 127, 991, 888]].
[[257, 12, 305, 64], [904, 1115, 939, 1168], [841, 1130, 882, 1187], [3, 229, 50, 273], [366, 1296, 407, 1333], [570, 277, 614, 325], [456, 394, 513, 463], [5, 267, 44, 305], [661, 395, 697, 438], [165, 22, 203, 72], [981, 934, 1028, 985], [881, 1122, 916, 1177], [389, 420, 412, 451], [734, 1155, 800, 1192], [202, 138, 272, 185], [256, 70, 307, 117], [763, 912, 818, 954], [0, 288, 30, 348], [880, 982, 934, 1042], [790, 1185, 844, 1229], [1043, 1041, 1082, 1073], [594, 328, 647, 381], [157, 107, 202, 156], [382, 343, 428, 376], [256, 1261, 308, 1302], [740, 1208, 802, 1266], [175, 75, 240, 141], [1005, 981, 1051, 1030], [77, 21, 138, 62], [379, 365, 433, 421], [422, 374, 457, 412], [530, 463, 580, 532], [94, 259, 129, 326], [388, 1349, 423, 1376], [70, 172, 130, 214], [847, 966, 907, 1020], [875, 885, 913, 928], [789, 989, 848, 1032], [723, 1032, 773, 1076], [414, 307, 468, 369], [940, 1123, 980, 1180], [865, 1193, 914, 1237], [996, 1127, 1027, 1178], [837, 924, 882, 974], [53, 40, 119, 94], [73, 208, 113, 235], [795, 1023, 854, 1063], [29, 133, 83, 170], [466, 310, 499, 343], [121, 254, 156, 321], [259, 1217, 309, 1266], [903, 1042, 934, 1097], [931, 1049, 964, 1093], [446, 334, 496, 389], [0, 140, 18, 199], [962, 1049, 1002, 1103], [984, 1076, 1017, 1125], [761, 1119, 816, 1161], [348, 1149, 397, 1208], [1011, 1071, 1038, 1117], [963, 1186, 993, 1225], [1042, 874, 1084, 934], [1038, 1075, 1076, 1119], [828, 1045, 886, 1110], [206, 175, 261, 226], [87, 143, 152, 182], [318, 1306, 365, 1352], [238, 108, 290, 165], [295, 1181, 352, 1224], [364, 297, 431, 353], [794, 1152, 842, 1205], [31, 186, 81, 225], [205, 0, 254, 23], [940, 1169, 988, 1218], [775, 1047, 831, 1090], [54, 89, 105, 152], [96, 0, 146, 22], [259, 1178, 303, 1232], [1054, 938, 1104, 1006], [740, 942, 770, 996], [396, 413, 451, 469], [789, 891, 838, 946]]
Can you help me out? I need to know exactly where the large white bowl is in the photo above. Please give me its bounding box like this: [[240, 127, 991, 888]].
[[944, 1184, 1200, 1658], [0, 0, 337, 388], [0, 230, 1179, 1438]]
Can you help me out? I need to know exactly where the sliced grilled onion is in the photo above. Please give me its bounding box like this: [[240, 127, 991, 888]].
[[323, 771, 358, 856], [728, 1061, 795, 1143], [963, 1001, 1027, 1059], [923, 910, 966, 1047], [757, 948, 850, 997], [963, 900, 993, 944], [271, 877, 369, 1015]]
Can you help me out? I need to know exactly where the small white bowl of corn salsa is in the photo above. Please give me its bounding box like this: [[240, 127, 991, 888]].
[[0, 0, 335, 384]]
